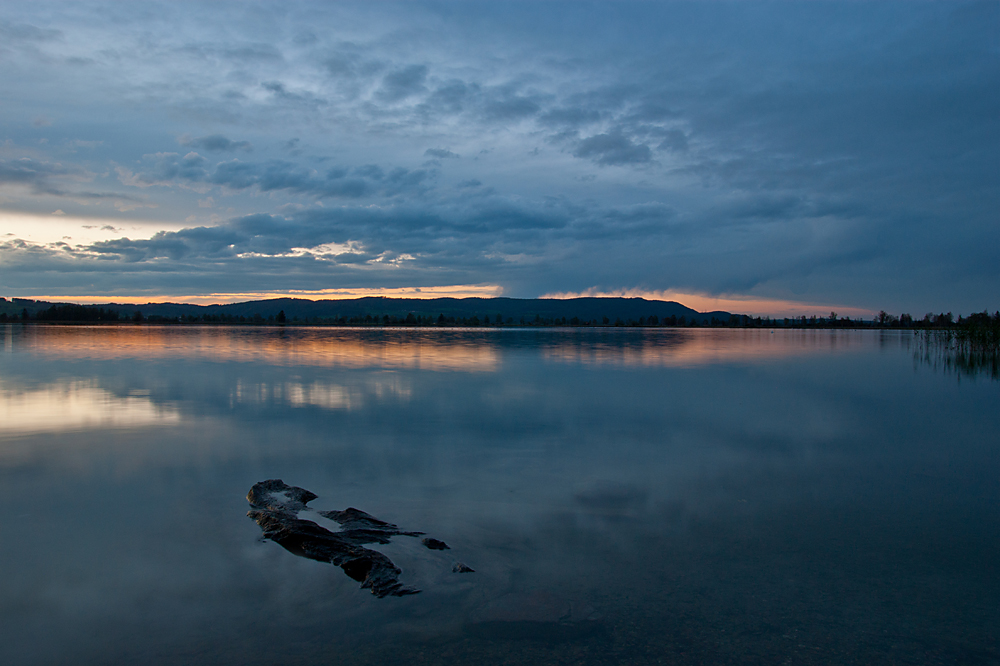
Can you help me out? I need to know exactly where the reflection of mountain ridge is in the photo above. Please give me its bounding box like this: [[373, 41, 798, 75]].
[[0, 327, 914, 447], [11, 326, 500, 372], [7, 326, 885, 372]]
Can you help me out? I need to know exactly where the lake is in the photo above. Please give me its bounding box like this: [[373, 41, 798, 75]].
[[1, 325, 997, 665]]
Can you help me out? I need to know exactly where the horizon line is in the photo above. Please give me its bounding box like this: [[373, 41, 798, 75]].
[[5, 289, 876, 319]]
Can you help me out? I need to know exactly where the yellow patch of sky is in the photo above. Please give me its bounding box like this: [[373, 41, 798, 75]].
[[27, 284, 506, 306], [0, 210, 187, 246]]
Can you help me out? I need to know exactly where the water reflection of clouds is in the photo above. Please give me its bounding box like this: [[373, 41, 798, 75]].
[[0, 374, 409, 442], [541, 329, 877, 367], [0, 378, 180, 435], [8, 326, 904, 378], [13, 326, 500, 372], [233, 377, 411, 411], [1, 327, 996, 665]]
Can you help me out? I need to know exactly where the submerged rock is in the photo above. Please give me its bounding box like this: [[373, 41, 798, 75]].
[[247, 479, 450, 598], [421, 537, 450, 550]]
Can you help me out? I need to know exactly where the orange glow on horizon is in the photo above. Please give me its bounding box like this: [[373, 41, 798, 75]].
[[13, 284, 872, 319], [22, 284, 505, 306]]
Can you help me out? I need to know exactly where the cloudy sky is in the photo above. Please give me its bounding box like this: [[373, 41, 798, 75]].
[[0, 1, 996, 315]]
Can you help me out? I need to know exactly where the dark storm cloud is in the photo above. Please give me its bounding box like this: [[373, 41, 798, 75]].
[[119, 153, 431, 200], [538, 107, 602, 128], [173, 41, 284, 63], [421, 80, 472, 114], [324, 51, 376, 79], [480, 90, 541, 122], [0, 158, 82, 190], [179, 134, 253, 152], [424, 148, 459, 159], [573, 131, 653, 166], [0, 19, 61, 43], [0, 158, 141, 202], [73, 192, 683, 273], [376, 65, 428, 102], [656, 129, 689, 153], [260, 81, 328, 109]]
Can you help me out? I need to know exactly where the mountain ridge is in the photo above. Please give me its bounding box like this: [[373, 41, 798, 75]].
[[1, 296, 736, 324]]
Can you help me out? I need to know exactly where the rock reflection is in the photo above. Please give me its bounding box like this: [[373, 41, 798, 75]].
[[0, 326, 996, 665]]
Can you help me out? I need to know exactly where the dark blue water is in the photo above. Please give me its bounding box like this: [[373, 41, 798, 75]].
[[1, 325, 997, 665]]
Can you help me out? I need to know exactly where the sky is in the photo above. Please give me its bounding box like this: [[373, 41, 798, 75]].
[[0, 1, 997, 317]]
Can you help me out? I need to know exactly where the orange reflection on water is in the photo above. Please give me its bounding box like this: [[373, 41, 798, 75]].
[[7, 325, 885, 374], [0, 379, 180, 435], [541, 328, 873, 368], [13, 325, 500, 372]]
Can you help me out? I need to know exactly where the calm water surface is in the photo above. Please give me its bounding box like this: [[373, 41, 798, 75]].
[[1, 325, 997, 665]]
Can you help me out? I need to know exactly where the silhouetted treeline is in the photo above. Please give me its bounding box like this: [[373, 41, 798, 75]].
[[0, 306, 753, 327], [31, 304, 122, 322], [1, 296, 730, 325], [0, 296, 996, 333]]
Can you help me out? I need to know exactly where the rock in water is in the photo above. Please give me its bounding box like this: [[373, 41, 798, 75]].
[[247, 479, 432, 598], [453, 562, 475, 573], [422, 537, 450, 550]]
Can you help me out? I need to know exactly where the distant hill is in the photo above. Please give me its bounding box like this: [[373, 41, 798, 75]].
[[0, 296, 735, 325]]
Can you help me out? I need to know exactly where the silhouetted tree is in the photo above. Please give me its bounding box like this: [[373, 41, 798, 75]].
[[934, 312, 954, 327]]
